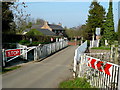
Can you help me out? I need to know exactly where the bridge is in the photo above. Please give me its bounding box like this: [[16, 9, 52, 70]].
[[3, 46, 77, 88]]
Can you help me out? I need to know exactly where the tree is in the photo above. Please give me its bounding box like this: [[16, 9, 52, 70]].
[[26, 22, 32, 29], [2, 2, 15, 34], [78, 25, 89, 40], [16, 19, 28, 34], [2, 2, 30, 34], [35, 18, 44, 25], [103, 0, 116, 45], [11, 2, 30, 34], [118, 19, 120, 42], [86, 0, 106, 39]]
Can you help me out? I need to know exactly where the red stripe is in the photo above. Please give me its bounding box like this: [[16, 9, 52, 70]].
[[90, 59, 96, 69], [104, 63, 112, 76]]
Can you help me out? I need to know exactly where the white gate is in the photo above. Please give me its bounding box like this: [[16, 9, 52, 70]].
[[2, 41, 68, 67]]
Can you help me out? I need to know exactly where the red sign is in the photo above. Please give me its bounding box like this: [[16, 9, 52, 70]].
[[6, 49, 21, 57], [87, 57, 112, 76]]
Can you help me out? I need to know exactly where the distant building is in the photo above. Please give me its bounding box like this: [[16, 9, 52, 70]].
[[23, 21, 66, 36], [41, 21, 66, 36]]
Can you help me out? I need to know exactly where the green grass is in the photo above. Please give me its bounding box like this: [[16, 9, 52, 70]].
[[91, 46, 110, 50], [59, 78, 96, 89], [2, 66, 21, 74]]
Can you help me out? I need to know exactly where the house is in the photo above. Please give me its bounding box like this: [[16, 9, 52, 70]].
[[41, 21, 66, 36], [23, 20, 66, 36]]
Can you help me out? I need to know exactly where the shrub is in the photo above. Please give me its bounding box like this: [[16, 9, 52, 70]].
[[26, 29, 44, 36], [19, 40, 30, 45]]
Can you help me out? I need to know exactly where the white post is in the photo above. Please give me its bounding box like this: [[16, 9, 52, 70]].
[[30, 38, 32, 44], [34, 47, 37, 61], [2, 49, 6, 67], [105, 40, 108, 46], [92, 34, 95, 47], [34, 48, 36, 61], [56, 38, 58, 42], [118, 69, 120, 90], [78, 54, 83, 77], [97, 39, 100, 47], [25, 47, 27, 60], [23, 47, 27, 60], [73, 49, 77, 78]]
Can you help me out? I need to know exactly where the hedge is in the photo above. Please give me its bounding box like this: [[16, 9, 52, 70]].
[[2, 34, 54, 43]]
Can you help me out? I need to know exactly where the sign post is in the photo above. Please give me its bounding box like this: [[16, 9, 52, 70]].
[[95, 28, 101, 47]]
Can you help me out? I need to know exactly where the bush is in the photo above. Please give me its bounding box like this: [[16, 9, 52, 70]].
[[19, 40, 30, 45], [2, 34, 52, 44], [26, 29, 44, 36]]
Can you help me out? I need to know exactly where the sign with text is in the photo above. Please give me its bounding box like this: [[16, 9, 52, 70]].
[[96, 28, 101, 36], [6, 49, 21, 57]]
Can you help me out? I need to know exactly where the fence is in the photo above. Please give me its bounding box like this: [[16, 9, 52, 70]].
[[73, 41, 120, 89], [90, 39, 100, 48], [2, 41, 68, 67], [73, 40, 87, 77]]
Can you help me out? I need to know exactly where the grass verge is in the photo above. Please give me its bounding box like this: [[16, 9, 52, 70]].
[[91, 46, 110, 50], [2, 66, 21, 74], [59, 77, 97, 89]]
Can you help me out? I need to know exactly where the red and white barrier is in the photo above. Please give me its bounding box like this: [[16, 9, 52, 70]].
[[87, 56, 113, 76]]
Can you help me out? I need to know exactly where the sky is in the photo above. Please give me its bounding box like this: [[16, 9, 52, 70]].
[[20, 1, 119, 31]]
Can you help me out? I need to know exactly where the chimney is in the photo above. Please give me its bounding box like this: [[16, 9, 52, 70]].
[[44, 21, 49, 26], [41, 20, 52, 31], [58, 22, 62, 26]]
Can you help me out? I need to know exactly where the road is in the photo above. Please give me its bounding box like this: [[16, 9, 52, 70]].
[[3, 46, 78, 88]]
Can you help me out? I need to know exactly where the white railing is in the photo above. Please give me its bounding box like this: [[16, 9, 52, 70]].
[[79, 54, 120, 89], [2, 41, 68, 67], [73, 41, 120, 89], [73, 40, 87, 77]]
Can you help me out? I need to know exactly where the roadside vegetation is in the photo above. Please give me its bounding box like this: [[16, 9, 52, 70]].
[[91, 46, 110, 50], [2, 66, 21, 74], [59, 77, 96, 89]]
